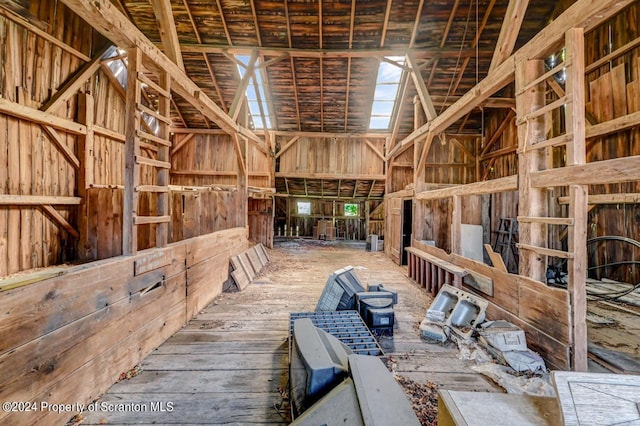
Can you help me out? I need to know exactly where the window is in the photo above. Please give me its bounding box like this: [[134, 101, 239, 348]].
[[344, 203, 358, 217], [297, 202, 311, 215], [236, 55, 273, 129], [369, 57, 405, 130]]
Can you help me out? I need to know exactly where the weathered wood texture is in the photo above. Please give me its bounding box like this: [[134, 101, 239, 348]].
[[248, 198, 274, 248], [84, 187, 241, 260], [80, 240, 497, 425], [583, 4, 640, 285], [0, 227, 247, 425], [412, 240, 571, 370], [0, 2, 108, 275], [278, 136, 385, 177]]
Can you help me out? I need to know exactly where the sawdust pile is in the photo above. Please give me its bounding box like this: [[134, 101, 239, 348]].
[[395, 375, 439, 426]]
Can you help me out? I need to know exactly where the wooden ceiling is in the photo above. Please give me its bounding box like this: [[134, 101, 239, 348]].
[[113, 0, 561, 136]]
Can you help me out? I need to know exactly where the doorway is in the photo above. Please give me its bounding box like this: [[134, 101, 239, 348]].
[[401, 199, 413, 265]]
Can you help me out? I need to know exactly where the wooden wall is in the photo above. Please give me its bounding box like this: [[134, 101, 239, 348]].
[[84, 187, 241, 260], [277, 136, 385, 176], [248, 198, 274, 248], [0, 227, 247, 425], [583, 6, 640, 284], [388, 148, 413, 193], [423, 136, 478, 184], [0, 2, 105, 275], [171, 133, 239, 187]]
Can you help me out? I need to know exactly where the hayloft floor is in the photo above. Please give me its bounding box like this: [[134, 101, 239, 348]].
[[77, 240, 498, 425]]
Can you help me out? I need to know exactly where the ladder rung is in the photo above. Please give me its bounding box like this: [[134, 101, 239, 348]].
[[523, 133, 572, 151], [517, 96, 570, 125], [135, 155, 171, 169], [134, 215, 171, 225], [517, 61, 569, 95], [517, 216, 574, 225], [137, 130, 171, 147], [137, 72, 171, 98], [139, 141, 158, 153], [136, 185, 169, 193], [516, 243, 574, 259], [137, 103, 172, 124]]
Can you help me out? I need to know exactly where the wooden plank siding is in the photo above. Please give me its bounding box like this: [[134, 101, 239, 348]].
[[0, 227, 246, 425]]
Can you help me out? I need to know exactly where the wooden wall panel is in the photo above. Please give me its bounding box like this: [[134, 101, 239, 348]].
[[423, 136, 477, 185], [278, 136, 385, 176], [248, 198, 274, 248], [384, 197, 402, 264], [170, 134, 239, 187], [0, 227, 246, 425]]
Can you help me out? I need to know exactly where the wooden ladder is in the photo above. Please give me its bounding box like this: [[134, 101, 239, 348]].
[[514, 29, 588, 371], [123, 47, 172, 255]]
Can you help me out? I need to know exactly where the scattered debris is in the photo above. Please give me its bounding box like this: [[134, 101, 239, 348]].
[[118, 364, 142, 381], [394, 375, 439, 426], [471, 363, 556, 397]]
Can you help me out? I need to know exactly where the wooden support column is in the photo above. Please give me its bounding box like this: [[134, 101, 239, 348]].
[[237, 135, 248, 229], [565, 27, 588, 372], [515, 58, 547, 282], [412, 96, 428, 242], [123, 47, 142, 255], [451, 194, 462, 257], [156, 72, 171, 247], [76, 93, 95, 260]]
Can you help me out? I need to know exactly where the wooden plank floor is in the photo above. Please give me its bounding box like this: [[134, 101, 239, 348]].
[[79, 239, 497, 425]]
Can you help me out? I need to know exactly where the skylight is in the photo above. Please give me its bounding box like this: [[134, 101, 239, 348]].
[[236, 55, 272, 129], [369, 56, 405, 130]]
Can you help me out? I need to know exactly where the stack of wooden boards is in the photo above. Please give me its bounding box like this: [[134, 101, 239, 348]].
[[228, 244, 270, 291]]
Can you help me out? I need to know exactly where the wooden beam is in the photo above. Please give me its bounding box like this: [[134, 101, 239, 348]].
[[275, 172, 385, 181], [531, 156, 640, 187], [232, 133, 247, 176], [0, 6, 91, 62], [364, 139, 385, 162], [586, 109, 640, 139], [557, 193, 640, 205], [416, 175, 518, 200], [481, 110, 515, 157], [0, 195, 82, 205], [60, 0, 262, 146], [275, 136, 300, 159], [0, 97, 86, 135], [489, 0, 530, 73], [41, 44, 111, 113], [406, 52, 437, 121], [229, 50, 258, 121], [170, 133, 195, 156], [40, 126, 81, 169], [585, 34, 640, 74], [41, 205, 80, 239], [150, 0, 184, 70], [401, 0, 634, 153], [440, 0, 461, 49], [178, 44, 496, 59]]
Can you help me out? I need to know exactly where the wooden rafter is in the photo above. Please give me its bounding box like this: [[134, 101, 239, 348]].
[[229, 50, 258, 121], [180, 0, 228, 113], [409, 0, 425, 48], [344, 0, 356, 131], [440, 0, 461, 49], [489, 0, 530, 73], [389, 70, 411, 146], [215, 0, 233, 45], [380, 0, 393, 47], [150, 0, 184, 70], [406, 52, 437, 121]]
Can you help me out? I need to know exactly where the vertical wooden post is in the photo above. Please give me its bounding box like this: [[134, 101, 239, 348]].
[[77, 93, 94, 260], [123, 47, 142, 255], [515, 58, 547, 282], [451, 195, 462, 256], [565, 27, 588, 372], [156, 72, 171, 247]]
